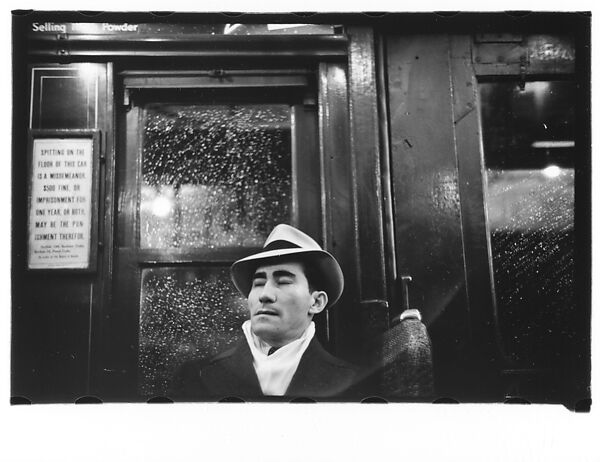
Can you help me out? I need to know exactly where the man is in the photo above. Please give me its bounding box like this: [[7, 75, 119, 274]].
[[171, 224, 357, 401]]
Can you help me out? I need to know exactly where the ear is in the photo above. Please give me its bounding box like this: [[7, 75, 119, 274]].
[[308, 291, 328, 315]]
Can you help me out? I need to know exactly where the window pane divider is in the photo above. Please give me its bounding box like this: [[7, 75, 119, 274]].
[[132, 247, 263, 264]]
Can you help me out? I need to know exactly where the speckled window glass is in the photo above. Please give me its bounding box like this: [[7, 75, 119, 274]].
[[480, 81, 576, 368], [140, 104, 292, 248], [138, 267, 248, 397]]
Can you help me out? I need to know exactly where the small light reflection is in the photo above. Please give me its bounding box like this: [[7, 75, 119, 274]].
[[223, 24, 242, 34], [523, 81, 550, 104], [77, 63, 98, 82], [267, 24, 307, 31], [542, 165, 562, 179], [531, 140, 575, 149], [152, 196, 173, 217]]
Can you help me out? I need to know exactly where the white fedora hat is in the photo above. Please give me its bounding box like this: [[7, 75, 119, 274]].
[[231, 224, 344, 307]]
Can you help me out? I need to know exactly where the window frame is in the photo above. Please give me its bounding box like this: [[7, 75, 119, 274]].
[[451, 34, 588, 402], [103, 69, 324, 399]]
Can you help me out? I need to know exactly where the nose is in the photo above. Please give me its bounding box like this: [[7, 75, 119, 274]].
[[258, 280, 277, 304]]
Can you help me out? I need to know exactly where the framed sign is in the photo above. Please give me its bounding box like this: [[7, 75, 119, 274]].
[[27, 130, 100, 271]]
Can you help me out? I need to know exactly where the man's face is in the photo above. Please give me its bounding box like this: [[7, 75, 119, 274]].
[[247, 261, 326, 347]]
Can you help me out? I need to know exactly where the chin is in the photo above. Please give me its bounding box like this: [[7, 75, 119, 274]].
[[250, 319, 277, 339]]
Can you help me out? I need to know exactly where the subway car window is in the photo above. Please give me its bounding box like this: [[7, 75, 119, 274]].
[[140, 104, 292, 249], [480, 81, 576, 369], [139, 266, 247, 397]]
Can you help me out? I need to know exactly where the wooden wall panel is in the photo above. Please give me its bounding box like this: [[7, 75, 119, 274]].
[[386, 35, 468, 326], [12, 63, 108, 403], [12, 276, 92, 402], [347, 27, 390, 342], [386, 35, 476, 399], [318, 62, 360, 361]]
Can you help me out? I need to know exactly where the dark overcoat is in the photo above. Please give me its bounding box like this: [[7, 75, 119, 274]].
[[170, 336, 358, 401]]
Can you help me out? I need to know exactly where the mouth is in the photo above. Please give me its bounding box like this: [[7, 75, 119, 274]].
[[255, 309, 278, 317]]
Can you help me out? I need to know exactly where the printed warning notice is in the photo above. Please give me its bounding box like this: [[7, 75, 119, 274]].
[[28, 138, 94, 269]]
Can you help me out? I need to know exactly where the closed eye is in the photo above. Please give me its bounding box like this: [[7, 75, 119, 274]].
[[273, 270, 296, 285], [252, 271, 267, 288]]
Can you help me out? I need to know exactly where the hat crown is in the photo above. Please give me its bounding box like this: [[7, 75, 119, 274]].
[[264, 224, 322, 251]]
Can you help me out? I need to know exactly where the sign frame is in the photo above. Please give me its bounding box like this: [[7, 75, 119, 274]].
[[26, 129, 101, 272]]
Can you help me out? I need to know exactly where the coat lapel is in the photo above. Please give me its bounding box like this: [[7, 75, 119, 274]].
[[202, 339, 263, 398]]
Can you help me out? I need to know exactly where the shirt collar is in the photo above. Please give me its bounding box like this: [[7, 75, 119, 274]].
[[242, 320, 315, 356]]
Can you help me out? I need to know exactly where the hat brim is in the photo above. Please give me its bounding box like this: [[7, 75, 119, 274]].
[[231, 248, 344, 307]]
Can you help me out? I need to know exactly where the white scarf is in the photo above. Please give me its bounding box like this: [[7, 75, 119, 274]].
[[242, 320, 315, 396]]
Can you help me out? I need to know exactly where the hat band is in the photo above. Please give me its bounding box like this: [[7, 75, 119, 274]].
[[262, 240, 302, 252]]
